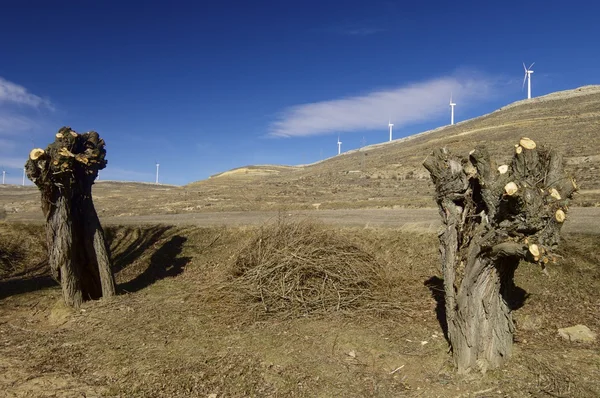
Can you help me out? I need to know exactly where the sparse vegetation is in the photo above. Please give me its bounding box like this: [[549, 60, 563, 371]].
[[0, 239, 25, 275], [0, 221, 598, 396], [0, 223, 46, 278]]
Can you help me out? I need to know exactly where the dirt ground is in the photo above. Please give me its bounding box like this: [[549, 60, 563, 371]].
[[5, 207, 600, 236], [1, 221, 599, 397]]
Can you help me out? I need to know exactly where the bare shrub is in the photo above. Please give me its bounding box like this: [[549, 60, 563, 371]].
[[231, 217, 392, 318], [0, 224, 46, 278], [0, 241, 25, 276]]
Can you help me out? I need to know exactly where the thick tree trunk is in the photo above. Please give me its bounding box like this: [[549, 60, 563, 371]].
[[26, 127, 115, 308], [451, 254, 516, 372], [424, 139, 575, 373]]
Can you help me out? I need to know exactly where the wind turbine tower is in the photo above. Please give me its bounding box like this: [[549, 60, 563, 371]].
[[388, 120, 394, 142], [22, 167, 26, 186], [523, 62, 535, 99], [155, 162, 160, 185], [449, 94, 456, 125], [337, 136, 342, 155], [2, 168, 6, 185]]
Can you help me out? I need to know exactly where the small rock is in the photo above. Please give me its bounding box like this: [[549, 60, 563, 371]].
[[558, 325, 597, 343], [208, 394, 217, 398], [347, 350, 356, 358], [48, 300, 73, 326], [516, 314, 543, 331]]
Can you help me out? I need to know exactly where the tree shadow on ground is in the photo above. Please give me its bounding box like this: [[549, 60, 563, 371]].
[[1, 226, 192, 300], [118, 235, 191, 293], [105, 225, 173, 273], [0, 275, 57, 300], [424, 275, 529, 343], [424, 276, 449, 342], [501, 276, 529, 312], [1, 248, 54, 300]]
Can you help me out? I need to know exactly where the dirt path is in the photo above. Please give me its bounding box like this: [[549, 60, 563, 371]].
[[7, 207, 599, 234], [100, 207, 599, 234]]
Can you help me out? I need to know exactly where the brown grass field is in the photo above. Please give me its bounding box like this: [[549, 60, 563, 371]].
[[1, 87, 599, 397]]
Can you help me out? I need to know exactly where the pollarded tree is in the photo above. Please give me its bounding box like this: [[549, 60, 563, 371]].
[[423, 138, 576, 373], [26, 127, 115, 308]]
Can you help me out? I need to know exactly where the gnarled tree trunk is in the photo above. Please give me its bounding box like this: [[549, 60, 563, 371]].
[[26, 127, 116, 308], [424, 138, 576, 373]]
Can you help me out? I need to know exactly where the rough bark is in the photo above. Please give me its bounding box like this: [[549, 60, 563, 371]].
[[423, 139, 575, 373], [25, 127, 115, 308]]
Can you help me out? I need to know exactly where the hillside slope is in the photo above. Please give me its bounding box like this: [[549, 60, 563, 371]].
[[2, 86, 599, 219], [186, 85, 600, 211]]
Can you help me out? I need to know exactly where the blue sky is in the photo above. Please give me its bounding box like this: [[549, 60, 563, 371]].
[[0, 0, 598, 185]]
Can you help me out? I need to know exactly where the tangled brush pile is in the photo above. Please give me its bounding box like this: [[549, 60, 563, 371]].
[[232, 217, 390, 317]]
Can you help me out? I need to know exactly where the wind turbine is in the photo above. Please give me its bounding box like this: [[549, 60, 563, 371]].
[[449, 93, 456, 125], [388, 120, 394, 141], [523, 62, 535, 99], [155, 161, 160, 184], [2, 168, 6, 185], [337, 136, 342, 155]]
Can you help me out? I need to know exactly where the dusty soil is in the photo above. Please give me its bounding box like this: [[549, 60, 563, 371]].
[[1, 222, 599, 397], [5, 207, 600, 235]]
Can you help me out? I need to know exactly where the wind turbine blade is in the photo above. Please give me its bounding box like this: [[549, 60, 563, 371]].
[[522, 73, 527, 89], [523, 62, 527, 72], [529, 62, 535, 69]]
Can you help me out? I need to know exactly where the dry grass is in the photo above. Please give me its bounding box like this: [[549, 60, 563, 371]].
[[231, 216, 394, 318], [0, 223, 46, 278], [0, 221, 598, 397], [0, 240, 25, 275]]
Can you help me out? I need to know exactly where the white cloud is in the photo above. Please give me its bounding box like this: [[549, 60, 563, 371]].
[[0, 77, 54, 176], [0, 76, 53, 138], [0, 77, 51, 108], [269, 73, 495, 138]]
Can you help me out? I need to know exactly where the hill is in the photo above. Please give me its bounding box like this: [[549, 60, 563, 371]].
[[186, 85, 600, 211], [1, 86, 599, 220]]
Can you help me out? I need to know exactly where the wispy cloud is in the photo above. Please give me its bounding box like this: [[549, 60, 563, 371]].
[[0, 76, 53, 137], [0, 77, 51, 108], [0, 77, 54, 175], [269, 73, 496, 138]]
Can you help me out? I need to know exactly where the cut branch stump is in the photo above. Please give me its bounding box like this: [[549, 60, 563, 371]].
[[423, 137, 576, 373], [25, 127, 115, 308]]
